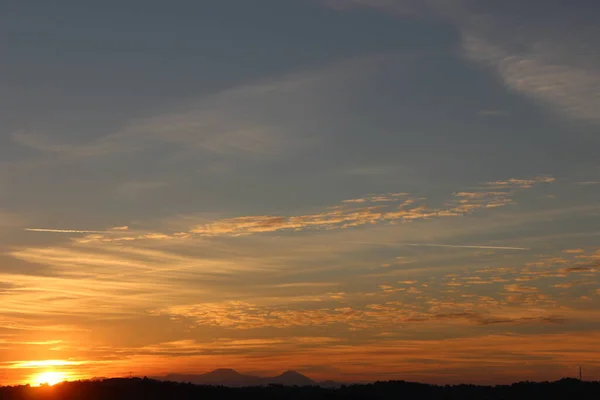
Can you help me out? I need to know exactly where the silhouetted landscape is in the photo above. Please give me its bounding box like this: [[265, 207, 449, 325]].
[[1, 376, 598, 399], [154, 368, 322, 387]]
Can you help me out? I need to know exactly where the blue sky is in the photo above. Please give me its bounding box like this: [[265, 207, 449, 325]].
[[1, 0, 599, 385]]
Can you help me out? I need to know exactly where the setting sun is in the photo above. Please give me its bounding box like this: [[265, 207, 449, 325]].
[[33, 371, 67, 387]]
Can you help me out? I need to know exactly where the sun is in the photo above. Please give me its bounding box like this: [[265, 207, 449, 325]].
[[33, 371, 67, 386]]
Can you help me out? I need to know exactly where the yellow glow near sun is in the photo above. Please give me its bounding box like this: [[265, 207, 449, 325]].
[[33, 371, 67, 386]]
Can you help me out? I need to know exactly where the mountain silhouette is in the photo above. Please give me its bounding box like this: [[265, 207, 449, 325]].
[[162, 369, 260, 387], [156, 369, 317, 387], [268, 370, 316, 386]]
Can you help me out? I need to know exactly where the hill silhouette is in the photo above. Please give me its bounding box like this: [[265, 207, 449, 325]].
[[1, 376, 598, 399], [157, 368, 317, 387], [269, 370, 316, 386]]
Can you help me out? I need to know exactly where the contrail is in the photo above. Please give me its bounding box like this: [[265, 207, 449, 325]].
[[403, 243, 529, 251], [24, 228, 111, 234]]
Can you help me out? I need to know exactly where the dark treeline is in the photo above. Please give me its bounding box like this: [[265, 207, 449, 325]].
[[1, 377, 598, 399]]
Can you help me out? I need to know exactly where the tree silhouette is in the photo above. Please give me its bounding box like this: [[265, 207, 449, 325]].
[[0, 377, 598, 399]]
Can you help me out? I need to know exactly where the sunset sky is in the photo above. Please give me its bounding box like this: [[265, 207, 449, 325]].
[[1, 0, 600, 386]]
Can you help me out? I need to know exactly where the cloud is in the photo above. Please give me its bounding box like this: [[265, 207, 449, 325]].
[[576, 181, 600, 185], [178, 176, 552, 238], [462, 32, 600, 126], [484, 176, 556, 189], [4, 235, 600, 384], [7, 360, 84, 369], [325, 1, 600, 127], [402, 243, 529, 251], [10, 54, 399, 164], [24, 228, 112, 234], [134, 336, 343, 358], [153, 246, 600, 332], [22, 174, 552, 245], [341, 193, 409, 204], [189, 206, 387, 236], [504, 284, 539, 294], [453, 191, 508, 199], [10, 131, 116, 157], [551, 280, 595, 289], [563, 248, 585, 254], [560, 264, 599, 275], [4, 243, 268, 318], [264, 282, 340, 289], [154, 294, 573, 331]]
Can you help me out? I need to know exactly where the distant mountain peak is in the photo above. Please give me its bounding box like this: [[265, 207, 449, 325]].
[[156, 368, 316, 387], [209, 368, 241, 375], [280, 370, 301, 376], [270, 370, 315, 386]]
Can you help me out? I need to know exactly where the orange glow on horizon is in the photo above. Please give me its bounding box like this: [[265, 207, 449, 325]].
[[31, 371, 68, 387]]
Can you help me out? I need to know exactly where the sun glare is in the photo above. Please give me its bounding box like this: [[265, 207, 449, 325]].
[[33, 371, 67, 386]]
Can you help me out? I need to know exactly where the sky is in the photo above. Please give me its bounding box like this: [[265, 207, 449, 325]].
[[1, 0, 600, 386]]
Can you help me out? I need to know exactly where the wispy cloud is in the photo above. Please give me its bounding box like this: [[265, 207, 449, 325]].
[[10, 54, 398, 164], [462, 32, 600, 125], [23, 175, 551, 244], [402, 243, 529, 251], [185, 176, 552, 237], [483, 176, 556, 189], [576, 181, 600, 185], [7, 360, 84, 369], [341, 193, 409, 204], [24, 228, 112, 234], [24, 226, 129, 234], [326, 1, 600, 127], [563, 248, 585, 254]]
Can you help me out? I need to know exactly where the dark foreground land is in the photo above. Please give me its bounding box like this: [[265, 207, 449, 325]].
[[1, 377, 598, 400]]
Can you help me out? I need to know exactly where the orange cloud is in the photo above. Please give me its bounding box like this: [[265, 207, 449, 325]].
[[45, 175, 556, 243], [484, 176, 556, 189], [563, 248, 585, 254]]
